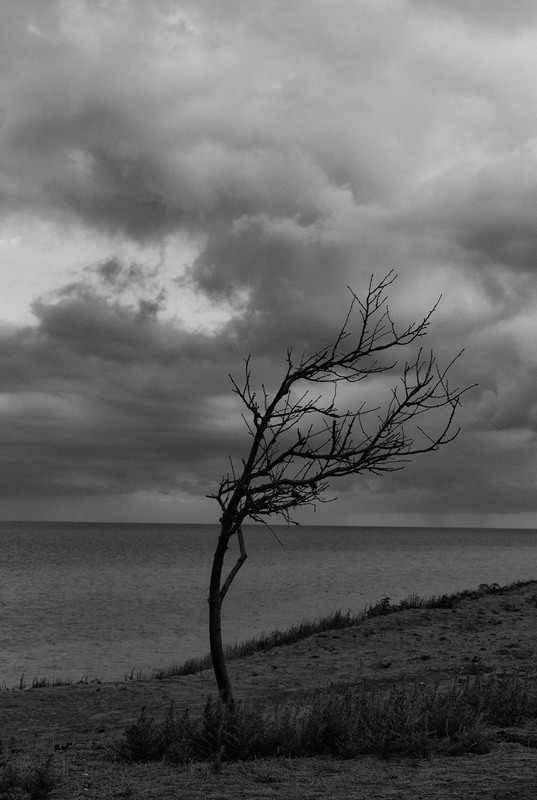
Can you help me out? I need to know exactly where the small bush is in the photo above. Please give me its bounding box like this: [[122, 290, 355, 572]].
[[0, 747, 55, 800], [365, 597, 394, 618], [115, 706, 174, 763]]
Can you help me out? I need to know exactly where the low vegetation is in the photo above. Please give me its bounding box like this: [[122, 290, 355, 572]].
[[0, 742, 55, 799], [117, 581, 537, 768], [2, 674, 100, 692], [115, 672, 537, 765], [1, 580, 536, 799]]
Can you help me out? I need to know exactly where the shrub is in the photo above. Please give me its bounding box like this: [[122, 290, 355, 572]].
[[114, 706, 175, 763], [365, 597, 394, 618], [0, 746, 55, 800], [114, 674, 537, 765]]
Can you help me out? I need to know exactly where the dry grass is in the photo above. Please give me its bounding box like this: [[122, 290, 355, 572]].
[[151, 608, 367, 679], [50, 742, 537, 800], [113, 672, 537, 765]]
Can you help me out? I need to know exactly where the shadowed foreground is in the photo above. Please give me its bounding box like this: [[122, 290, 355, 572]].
[[1, 580, 537, 799]]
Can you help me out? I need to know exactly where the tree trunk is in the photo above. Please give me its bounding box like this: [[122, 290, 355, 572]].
[[208, 527, 234, 705]]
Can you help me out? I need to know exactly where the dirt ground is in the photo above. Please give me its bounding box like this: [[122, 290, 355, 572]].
[[2, 580, 537, 799]]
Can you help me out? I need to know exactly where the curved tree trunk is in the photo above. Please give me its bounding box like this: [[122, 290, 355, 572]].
[[208, 525, 247, 705], [208, 530, 233, 704]]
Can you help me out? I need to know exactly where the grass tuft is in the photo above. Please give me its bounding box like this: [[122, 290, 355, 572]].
[[30, 676, 73, 689], [0, 743, 55, 799]]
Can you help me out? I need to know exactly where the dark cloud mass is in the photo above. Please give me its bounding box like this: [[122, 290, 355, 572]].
[[0, 0, 537, 524], [0, 275, 248, 504]]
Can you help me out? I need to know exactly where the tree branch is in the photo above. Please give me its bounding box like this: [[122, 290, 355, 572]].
[[209, 274, 475, 528], [219, 527, 247, 603]]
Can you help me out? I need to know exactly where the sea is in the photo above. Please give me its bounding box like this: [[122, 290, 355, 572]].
[[0, 521, 535, 688]]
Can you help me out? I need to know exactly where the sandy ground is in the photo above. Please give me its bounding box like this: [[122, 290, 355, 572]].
[[2, 580, 537, 798]]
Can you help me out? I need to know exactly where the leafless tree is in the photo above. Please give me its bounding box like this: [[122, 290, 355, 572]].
[[207, 272, 471, 704]]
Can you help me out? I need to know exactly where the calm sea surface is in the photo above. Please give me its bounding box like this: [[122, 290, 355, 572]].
[[0, 522, 535, 686]]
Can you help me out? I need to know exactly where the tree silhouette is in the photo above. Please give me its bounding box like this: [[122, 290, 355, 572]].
[[208, 273, 471, 704]]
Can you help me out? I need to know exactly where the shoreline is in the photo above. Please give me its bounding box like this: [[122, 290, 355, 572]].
[[5, 579, 533, 692], [1, 579, 536, 732]]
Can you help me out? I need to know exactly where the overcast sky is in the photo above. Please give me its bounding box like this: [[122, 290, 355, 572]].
[[1, 0, 537, 527]]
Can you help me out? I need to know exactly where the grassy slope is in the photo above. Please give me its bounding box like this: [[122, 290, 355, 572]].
[[2, 580, 537, 800]]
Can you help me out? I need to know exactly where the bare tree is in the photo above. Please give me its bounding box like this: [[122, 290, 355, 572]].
[[207, 273, 470, 704]]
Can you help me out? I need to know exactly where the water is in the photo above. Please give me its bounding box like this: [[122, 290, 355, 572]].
[[0, 521, 535, 687]]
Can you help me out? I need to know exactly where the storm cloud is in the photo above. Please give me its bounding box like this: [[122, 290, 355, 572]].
[[0, 0, 536, 525]]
